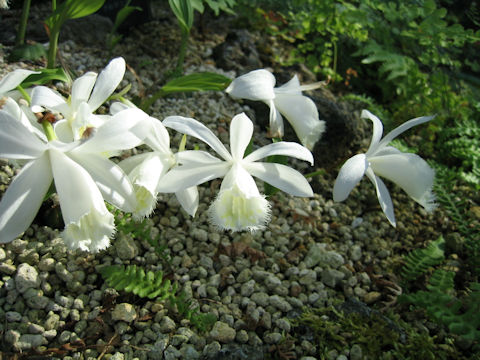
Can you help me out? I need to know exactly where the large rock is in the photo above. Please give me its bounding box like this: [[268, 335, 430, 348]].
[[15, 263, 40, 294]]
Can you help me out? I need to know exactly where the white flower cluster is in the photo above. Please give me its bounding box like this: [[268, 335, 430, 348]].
[[0, 57, 436, 252]]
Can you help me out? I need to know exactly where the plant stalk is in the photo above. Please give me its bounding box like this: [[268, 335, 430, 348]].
[[15, 0, 31, 46], [47, 27, 60, 69], [42, 120, 57, 141], [175, 28, 190, 75], [140, 88, 166, 112]]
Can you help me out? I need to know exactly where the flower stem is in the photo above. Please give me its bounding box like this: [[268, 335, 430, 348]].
[[16, 85, 31, 104], [140, 88, 166, 112], [42, 120, 57, 141], [47, 26, 60, 69], [175, 28, 190, 75], [15, 0, 31, 46]]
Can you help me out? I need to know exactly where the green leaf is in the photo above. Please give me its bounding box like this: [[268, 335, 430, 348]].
[[46, 0, 106, 30], [168, 0, 194, 33], [162, 72, 232, 93], [20, 68, 71, 88], [114, 4, 142, 32], [64, 0, 106, 20], [190, 0, 204, 13], [8, 43, 46, 62]]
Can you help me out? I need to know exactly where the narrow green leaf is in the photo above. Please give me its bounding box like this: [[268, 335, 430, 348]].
[[162, 72, 232, 93], [168, 0, 194, 32], [20, 68, 70, 88], [65, 0, 106, 20]]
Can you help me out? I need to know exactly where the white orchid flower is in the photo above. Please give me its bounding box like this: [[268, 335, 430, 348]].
[[31, 57, 126, 141], [0, 108, 148, 252], [157, 112, 314, 231], [110, 102, 199, 218], [333, 110, 436, 227], [117, 115, 199, 218], [226, 69, 325, 150]]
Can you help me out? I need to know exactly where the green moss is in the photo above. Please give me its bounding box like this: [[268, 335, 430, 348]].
[[291, 304, 464, 359]]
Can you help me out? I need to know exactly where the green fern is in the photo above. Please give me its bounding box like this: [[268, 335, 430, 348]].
[[400, 273, 480, 343], [99, 264, 178, 300], [356, 40, 417, 82], [401, 236, 446, 282], [430, 161, 480, 275], [170, 291, 217, 332], [427, 269, 455, 294]]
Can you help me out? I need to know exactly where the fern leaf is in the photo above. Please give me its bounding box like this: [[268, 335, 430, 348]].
[[99, 264, 177, 300], [401, 236, 445, 282], [426, 269, 455, 294]]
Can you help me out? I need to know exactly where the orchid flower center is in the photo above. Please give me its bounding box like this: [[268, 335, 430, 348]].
[[209, 183, 271, 231]]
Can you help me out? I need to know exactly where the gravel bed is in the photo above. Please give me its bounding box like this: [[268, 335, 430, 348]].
[[0, 2, 453, 359]]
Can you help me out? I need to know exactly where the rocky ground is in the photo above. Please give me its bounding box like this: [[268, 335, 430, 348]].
[[0, 2, 475, 360]]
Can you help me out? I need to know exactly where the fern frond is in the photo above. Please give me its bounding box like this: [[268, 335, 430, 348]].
[[426, 269, 455, 294], [99, 264, 178, 300], [401, 236, 445, 282]]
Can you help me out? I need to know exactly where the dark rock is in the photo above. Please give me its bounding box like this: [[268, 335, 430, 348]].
[[212, 29, 263, 73], [98, 0, 153, 33], [60, 14, 113, 45], [312, 90, 369, 171], [210, 343, 266, 360]]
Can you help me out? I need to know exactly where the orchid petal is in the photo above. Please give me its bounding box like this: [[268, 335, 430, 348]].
[[332, 154, 368, 202], [230, 113, 253, 160], [221, 164, 261, 196], [209, 165, 270, 232], [30, 86, 71, 118], [163, 116, 232, 161], [118, 152, 152, 174], [127, 154, 169, 218], [378, 115, 435, 149], [274, 74, 302, 95], [0, 69, 38, 95], [2, 98, 46, 141], [369, 153, 436, 211], [366, 167, 396, 227], [109, 101, 130, 114], [73, 108, 148, 154], [68, 152, 137, 212], [54, 119, 74, 142], [226, 69, 276, 101], [0, 155, 52, 243], [71, 101, 92, 140], [244, 141, 313, 165], [245, 162, 313, 197], [361, 110, 384, 154], [145, 117, 171, 153], [370, 145, 402, 157], [175, 186, 199, 217], [0, 111, 46, 159], [71, 72, 97, 111], [268, 99, 284, 138], [273, 93, 324, 150], [156, 162, 230, 193], [49, 148, 115, 247], [175, 150, 223, 165], [88, 57, 126, 111]]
